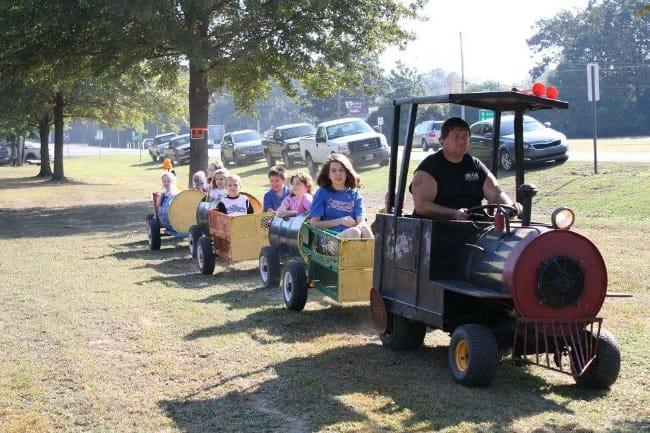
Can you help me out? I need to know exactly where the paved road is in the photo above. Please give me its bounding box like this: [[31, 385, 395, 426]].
[[61, 144, 650, 163]]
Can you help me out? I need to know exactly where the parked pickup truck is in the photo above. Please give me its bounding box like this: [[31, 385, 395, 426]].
[[299, 118, 390, 174], [261, 122, 316, 168]]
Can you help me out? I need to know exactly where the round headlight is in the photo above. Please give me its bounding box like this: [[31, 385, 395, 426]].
[[551, 207, 575, 229]]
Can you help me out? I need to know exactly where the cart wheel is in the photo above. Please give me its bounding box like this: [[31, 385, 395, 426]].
[[379, 313, 426, 350], [573, 329, 620, 389], [197, 236, 215, 275], [147, 217, 161, 250], [259, 246, 281, 288], [282, 260, 308, 311], [448, 324, 498, 387], [188, 225, 202, 258]]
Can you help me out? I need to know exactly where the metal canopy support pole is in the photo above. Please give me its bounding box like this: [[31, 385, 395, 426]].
[[513, 111, 524, 203], [387, 103, 401, 214], [395, 103, 418, 217], [491, 111, 502, 177]]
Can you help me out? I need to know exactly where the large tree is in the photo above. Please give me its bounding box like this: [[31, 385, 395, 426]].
[[1, 0, 424, 184], [528, 0, 649, 137]]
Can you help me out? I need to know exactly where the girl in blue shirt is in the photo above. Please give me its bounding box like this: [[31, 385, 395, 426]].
[[309, 154, 373, 239]]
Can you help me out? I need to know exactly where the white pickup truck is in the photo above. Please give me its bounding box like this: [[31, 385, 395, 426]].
[[299, 117, 390, 174]]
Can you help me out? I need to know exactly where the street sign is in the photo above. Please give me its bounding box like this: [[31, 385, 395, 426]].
[[587, 63, 600, 102], [478, 109, 494, 121], [377, 117, 384, 126]]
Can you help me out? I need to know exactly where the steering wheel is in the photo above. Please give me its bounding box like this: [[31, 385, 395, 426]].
[[467, 204, 518, 221]]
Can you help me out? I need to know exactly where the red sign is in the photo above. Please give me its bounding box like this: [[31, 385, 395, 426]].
[[191, 128, 208, 140]]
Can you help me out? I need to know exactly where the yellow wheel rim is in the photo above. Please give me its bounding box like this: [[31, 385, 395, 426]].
[[455, 340, 470, 372]]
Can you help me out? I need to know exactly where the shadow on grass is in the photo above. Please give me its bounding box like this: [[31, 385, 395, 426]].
[[185, 303, 371, 344], [0, 201, 151, 239], [0, 175, 92, 190], [159, 343, 585, 432]]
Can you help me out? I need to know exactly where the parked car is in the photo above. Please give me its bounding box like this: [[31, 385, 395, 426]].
[[162, 134, 191, 165], [261, 122, 316, 168], [0, 144, 11, 165], [220, 129, 264, 166], [412, 120, 443, 151], [23, 141, 42, 161], [148, 132, 178, 161], [469, 115, 569, 170]]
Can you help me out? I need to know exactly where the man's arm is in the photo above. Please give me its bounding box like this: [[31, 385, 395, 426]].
[[411, 170, 467, 219], [483, 172, 522, 214]]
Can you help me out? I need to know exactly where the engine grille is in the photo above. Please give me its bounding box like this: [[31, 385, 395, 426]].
[[537, 256, 585, 308], [349, 137, 381, 154], [532, 139, 562, 149]]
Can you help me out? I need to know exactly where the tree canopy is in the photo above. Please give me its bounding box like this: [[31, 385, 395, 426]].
[[528, 0, 649, 137]]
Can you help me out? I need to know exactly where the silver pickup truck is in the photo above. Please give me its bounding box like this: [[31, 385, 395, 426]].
[[299, 117, 390, 174]]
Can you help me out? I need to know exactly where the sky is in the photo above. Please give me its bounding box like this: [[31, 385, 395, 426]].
[[380, 0, 590, 87]]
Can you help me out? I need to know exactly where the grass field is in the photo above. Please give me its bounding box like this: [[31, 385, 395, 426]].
[[0, 153, 649, 433]]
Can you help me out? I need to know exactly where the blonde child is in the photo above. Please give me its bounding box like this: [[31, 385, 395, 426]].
[[276, 172, 314, 218], [192, 170, 209, 193], [216, 174, 254, 216], [208, 168, 229, 201], [206, 161, 222, 184], [157, 171, 179, 208], [263, 166, 290, 211]]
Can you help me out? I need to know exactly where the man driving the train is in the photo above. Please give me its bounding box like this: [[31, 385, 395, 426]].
[[410, 117, 521, 220]]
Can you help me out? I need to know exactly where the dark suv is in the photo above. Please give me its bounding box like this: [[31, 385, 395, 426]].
[[163, 134, 191, 165], [470, 114, 569, 170], [261, 122, 316, 168]]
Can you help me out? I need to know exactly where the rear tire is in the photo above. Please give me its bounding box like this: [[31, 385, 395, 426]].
[[305, 153, 318, 176], [188, 225, 202, 258], [421, 139, 428, 151], [283, 151, 294, 168], [379, 313, 426, 350], [197, 236, 216, 275], [448, 324, 498, 387], [147, 217, 161, 250], [259, 246, 281, 288], [221, 151, 229, 166], [282, 260, 308, 311], [265, 151, 274, 167], [573, 329, 620, 389]]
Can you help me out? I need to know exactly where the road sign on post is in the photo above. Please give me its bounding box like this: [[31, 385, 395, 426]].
[[587, 63, 600, 102], [478, 109, 494, 121], [587, 63, 600, 174]]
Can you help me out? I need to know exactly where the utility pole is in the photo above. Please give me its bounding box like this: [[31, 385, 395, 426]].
[[460, 32, 465, 120]]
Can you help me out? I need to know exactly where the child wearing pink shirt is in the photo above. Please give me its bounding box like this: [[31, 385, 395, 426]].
[[275, 172, 314, 218]]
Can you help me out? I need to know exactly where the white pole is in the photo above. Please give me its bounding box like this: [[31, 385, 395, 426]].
[[460, 32, 465, 120]]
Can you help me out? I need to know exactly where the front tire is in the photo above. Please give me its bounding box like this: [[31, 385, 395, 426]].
[[188, 225, 202, 258], [499, 148, 514, 170], [573, 330, 620, 389], [197, 236, 216, 275], [147, 216, 161, 250], [379, 313, 426, 350], [259, 246, 281, 288], [448, 324, 498, 387], [282, 260, 308, 311]]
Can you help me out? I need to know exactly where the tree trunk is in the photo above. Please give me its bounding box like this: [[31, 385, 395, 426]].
[[37, 111, 53, 178], [188, 60, 209, 188], [52, 92, 65, 181]]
